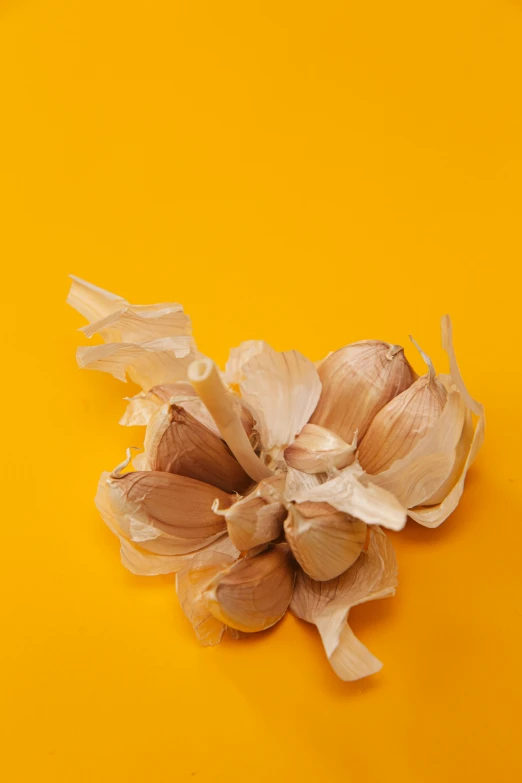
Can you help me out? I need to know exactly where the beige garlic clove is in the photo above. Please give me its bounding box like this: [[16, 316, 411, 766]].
[[284, 424, 356, 474], [357, 341, 447, 475], [284, 501, 367, 581], [107, 470, 231, 555], [311, 341, 416, 443], [204, 545, 295, 632], [176, 549, 238, 646], [144, 403, 252, 494], [214, 474, 287, 551]]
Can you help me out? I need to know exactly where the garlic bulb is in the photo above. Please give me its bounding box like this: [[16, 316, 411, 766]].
[[310, 341, 416, 442], [70, 276, 484, 683]]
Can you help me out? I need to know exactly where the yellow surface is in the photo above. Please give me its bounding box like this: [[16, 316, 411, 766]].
[[1, 1, 521, 781]]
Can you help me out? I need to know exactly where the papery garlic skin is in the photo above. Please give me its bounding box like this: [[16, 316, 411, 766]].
[[204, 545, 295, 632], [284, 501, 367, 581], [290, 526, 397, 681], [176, 549, 239, 646], [284, 424, 356, 474], [311, 341, 416, 443]]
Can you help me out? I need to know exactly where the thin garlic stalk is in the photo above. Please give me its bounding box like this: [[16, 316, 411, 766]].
[[188, 357, 273, 482]]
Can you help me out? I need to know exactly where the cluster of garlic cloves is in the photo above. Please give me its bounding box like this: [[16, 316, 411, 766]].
[[70, 276, 484, 682]]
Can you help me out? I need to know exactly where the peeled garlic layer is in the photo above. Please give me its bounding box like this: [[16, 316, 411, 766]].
[[71, 277, 484, 683], [358, 348, 447, 474]]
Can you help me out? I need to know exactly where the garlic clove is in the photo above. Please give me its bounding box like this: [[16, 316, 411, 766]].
[[407, 315, 485, 527], [105, 469, 231, 555], [290, 526, 398, 681], [143, 403, 252, 494], [286, 463, 407, 531], [367, 389, 466, 508], [284, 423, 356, 474], [284, 501, 367, 581], [76, 335, 198, 389], [204, 545, 295, 632], [96, 471, 241, 575], [225, 341, 322, 458], [176, 548, 239, 646], [214, 474, 287, 551], [310, 341, 416, 443], [357, 341, 448, 475], [284, 466, 327, 495]]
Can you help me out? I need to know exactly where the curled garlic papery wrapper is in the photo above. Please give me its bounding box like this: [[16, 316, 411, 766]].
[[69, 276, 484, 682]]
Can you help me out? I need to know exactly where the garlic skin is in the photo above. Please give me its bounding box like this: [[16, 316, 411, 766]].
[[284, 501, 367, 581], [204, 545, 295, 632], [284, 424, 356, 474], [225, 341, 322, 460], [311, 341, 416, 443], [143, 403, 252, 494], [176, 548, 238, 646], [290, 526, 398, 682], [358, 358, 448, 475], [68, 275, 199, 389]]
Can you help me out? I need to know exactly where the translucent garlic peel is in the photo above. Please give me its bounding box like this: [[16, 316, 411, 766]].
[[290, 527, 398, 681]]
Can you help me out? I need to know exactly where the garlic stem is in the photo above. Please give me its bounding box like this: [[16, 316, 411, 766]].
[[188, 358, 274, 482]]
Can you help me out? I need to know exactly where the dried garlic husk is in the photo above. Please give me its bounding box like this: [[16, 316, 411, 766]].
[[143, 403, 252, 494], [176, 548, 239, 646], [106, 470, 231, 554], [284, 501, 367, 581], [405, 316, 485, 526], [224, 341, 322, 460], [311, 341, 415, 442], [290, 527, 397, 681], [284, 424, 356, 474], [286, 463, 407, 532], [357, 341, 447, 474], [120, 381, 257, 443], [204, 545, 295, 632], [68, 275, 199, 389], [213, 474, 287, 551]]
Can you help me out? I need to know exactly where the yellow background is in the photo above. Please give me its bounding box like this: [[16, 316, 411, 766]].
[[1, 1, 521, 780]]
